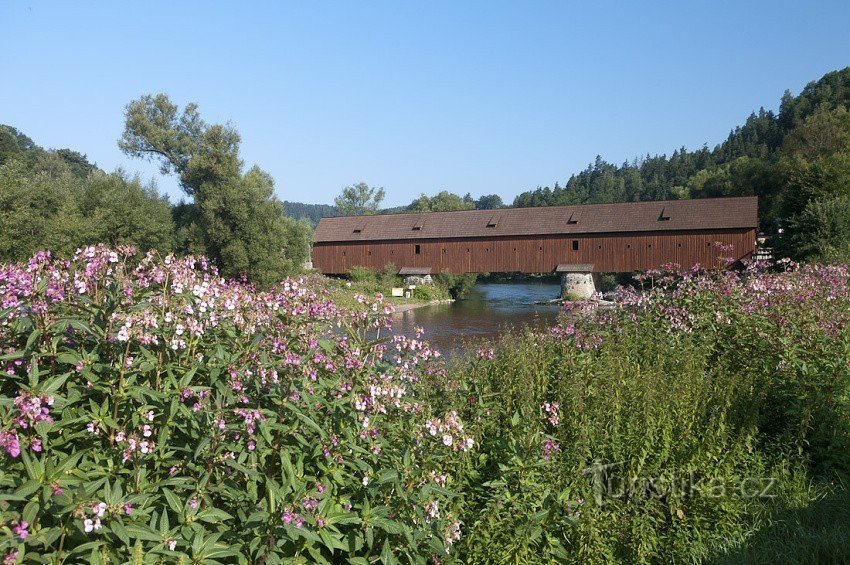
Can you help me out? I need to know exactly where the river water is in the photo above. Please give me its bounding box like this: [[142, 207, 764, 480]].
[[389, 280, 563, 358]]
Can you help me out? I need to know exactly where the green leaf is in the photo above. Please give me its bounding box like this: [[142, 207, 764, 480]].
[[162, 488, 183, 514], [125, 523, 163, 542], [111, 520, 131, 546], [196, 508, 234, 524], [381, 539, 396, 564], [372, 517, 405, 535]]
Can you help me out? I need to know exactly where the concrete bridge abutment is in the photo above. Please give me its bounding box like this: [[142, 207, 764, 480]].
[[557, 264, 597, 300]]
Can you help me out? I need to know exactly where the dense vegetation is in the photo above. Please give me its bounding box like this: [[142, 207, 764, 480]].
[[0, 127, 175, 261], [282, 201, 338, 227], [430, 261, 850, 563], [0, 247, 472, 563], [1, 250, 848, 562]]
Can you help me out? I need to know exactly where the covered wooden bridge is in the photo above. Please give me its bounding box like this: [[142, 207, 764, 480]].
[[312, 196, 758, 296]]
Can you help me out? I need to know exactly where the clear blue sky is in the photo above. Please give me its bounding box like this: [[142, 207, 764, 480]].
[[2, 1, 849, 207]]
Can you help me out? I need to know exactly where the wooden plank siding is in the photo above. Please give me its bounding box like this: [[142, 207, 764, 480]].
[[311, 228, 756, 274]]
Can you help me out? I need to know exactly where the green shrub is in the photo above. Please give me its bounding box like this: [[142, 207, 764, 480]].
[[347, 264, 378, 283], [379, 262, 401, 289], [435, 270, 477, 299], [412, 285, 442, 301]]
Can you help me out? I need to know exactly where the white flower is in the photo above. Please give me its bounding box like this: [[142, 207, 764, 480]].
[[442, 434, 453, 446], [362, 476, 370, 486], [84, 518, 102, 532], [167, 539, 177, 551]]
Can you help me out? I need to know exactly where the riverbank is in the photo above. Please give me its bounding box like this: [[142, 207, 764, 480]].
[[302, 272, 454, 311], [390, 298, 454, 313]]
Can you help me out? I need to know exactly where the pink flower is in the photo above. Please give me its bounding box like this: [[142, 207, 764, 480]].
[[0, 429, 20, 458], [11, 520, 28, 539]]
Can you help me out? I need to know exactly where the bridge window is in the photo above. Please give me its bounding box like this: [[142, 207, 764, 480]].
[[678, 243, 682, 248], [539, 246, 543, 251], [415, 245, 421, 255], [572, 240, 579, 251], [648, 244, 652, 248], [442, 248, 446, 254]]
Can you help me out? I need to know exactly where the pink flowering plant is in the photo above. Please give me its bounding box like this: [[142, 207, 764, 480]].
[[0, 246, 472, 563]]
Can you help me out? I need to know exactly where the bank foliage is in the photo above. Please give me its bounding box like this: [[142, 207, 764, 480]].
[[2, 249, 849, 562], [425, 261, 850, 563], [0, 247, 472, 563]]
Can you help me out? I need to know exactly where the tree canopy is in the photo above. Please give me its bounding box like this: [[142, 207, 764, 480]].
[[334, 182, 385, 215], [119, 94, 310, 286], [0, 126, 174, 262], [407, 190, 474, 212]]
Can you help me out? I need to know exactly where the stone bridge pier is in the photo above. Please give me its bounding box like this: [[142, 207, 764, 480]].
[[557, 264, 597, 300]]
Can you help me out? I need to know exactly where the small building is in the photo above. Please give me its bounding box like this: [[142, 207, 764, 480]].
[[312, 196, 758, 276]]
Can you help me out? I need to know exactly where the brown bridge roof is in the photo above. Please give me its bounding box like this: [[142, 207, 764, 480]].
[[313, 196, 758, 243]]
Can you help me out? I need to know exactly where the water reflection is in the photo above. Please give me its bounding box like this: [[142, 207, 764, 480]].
[[389, 281, 563, 358]]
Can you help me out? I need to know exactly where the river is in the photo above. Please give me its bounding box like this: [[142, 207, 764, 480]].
[[389, 280, 563, 358]]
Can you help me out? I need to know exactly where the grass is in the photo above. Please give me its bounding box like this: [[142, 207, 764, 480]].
[[709, 485, 850, 564]]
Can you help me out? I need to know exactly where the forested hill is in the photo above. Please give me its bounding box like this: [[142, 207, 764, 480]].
[[282, 201, 338, 226], [0, 125, 98, 178], [513, 67, 850, 252]]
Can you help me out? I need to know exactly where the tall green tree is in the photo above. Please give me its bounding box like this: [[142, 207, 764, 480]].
[[475, 194, 504, 210], [334, 182, 385, 215], [119, 94, 310, 286], [408, 190, 475, 212]]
